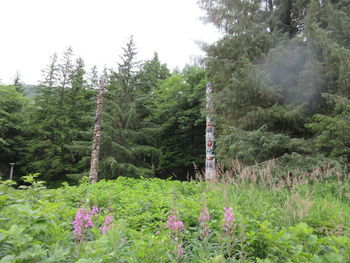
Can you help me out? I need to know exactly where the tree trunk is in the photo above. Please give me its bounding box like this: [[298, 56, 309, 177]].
[[88, 83, 105, 184], [205, 82, 216, 181]]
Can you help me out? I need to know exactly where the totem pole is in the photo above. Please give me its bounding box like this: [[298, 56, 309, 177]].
[[89, 82, 105, 184], [9, 163, 15, 180], [205, 82, 215, 180]]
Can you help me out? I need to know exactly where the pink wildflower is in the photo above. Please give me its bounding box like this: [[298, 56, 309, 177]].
[[166, 215, 186, 233], [222, 207, 236, 234], [198, 207, 210, 239], [90, 205, 99, 215], [177, 243, 184, 258], [72, 206, 99, 240], [100, 215, 113, 234], [166, 213, 186, 258], [72, 208, 86, 237]]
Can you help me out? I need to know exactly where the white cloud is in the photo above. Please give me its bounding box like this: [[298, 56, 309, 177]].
[[0, 0, 220, 84]]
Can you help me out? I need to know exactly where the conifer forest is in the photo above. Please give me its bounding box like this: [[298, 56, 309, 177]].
[[1, 0, 350, 262]]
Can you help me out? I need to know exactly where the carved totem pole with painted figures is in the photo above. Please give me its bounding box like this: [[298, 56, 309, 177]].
[[205, 82, 215, 180]]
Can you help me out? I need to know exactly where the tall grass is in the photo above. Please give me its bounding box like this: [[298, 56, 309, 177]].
[[1, 161, 350, 262], [195, 159, 350, 233]]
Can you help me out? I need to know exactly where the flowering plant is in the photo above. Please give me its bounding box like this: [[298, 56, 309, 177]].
[[100, 215, 113, 234], [72, 206, 99, 240], [222, 207, 236, 235], [198, 207, 210, 240], [166, 213, 186, 259]]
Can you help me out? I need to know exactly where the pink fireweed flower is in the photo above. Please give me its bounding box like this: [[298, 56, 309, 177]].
[[177, 243, 184, 258], [100, 215, 113, 234], [222, 207, 236, 234], [72, 206, 99, 239], [199, 208, 210, 222], [90, 205, 99, 215], [166, 215, 186, 233], [166, 214, 186, 257], [72, 208, 86, 237], [198, 207, 210, 239]]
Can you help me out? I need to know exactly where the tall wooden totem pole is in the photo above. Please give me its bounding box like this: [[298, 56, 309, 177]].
[[89, 82, 105, 184], [205, 82, 215, 180]]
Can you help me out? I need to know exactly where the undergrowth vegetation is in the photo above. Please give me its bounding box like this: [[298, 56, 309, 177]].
[[1, 165, 350, 262]]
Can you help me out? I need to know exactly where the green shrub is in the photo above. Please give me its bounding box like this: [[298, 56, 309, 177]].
[[0, 175, 349, 262]]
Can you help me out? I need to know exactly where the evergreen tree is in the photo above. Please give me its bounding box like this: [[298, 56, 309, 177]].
[[23, 49, 94, 183], [0, 86, 29, 179], [154, 66, 207, 179], [41, 53, 59, 89], [138, 52, 170, 94], [199, 0, 350, 168], [99, 38, 161, 179], [13, 71, 24, 93], [23, 52, 70, 179], [58, 47, 74, 106], [65, 58, 95, 178]]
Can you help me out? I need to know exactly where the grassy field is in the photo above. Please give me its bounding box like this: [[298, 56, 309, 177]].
[[1, 166, 350, 262]]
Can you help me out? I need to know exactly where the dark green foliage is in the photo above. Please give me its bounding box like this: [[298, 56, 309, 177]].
[[64, 58, 95, 178], [99, 38, 163, 179], [138, 52, 170, 94], [0, 86, 29, 179], [154, 66, 207, 179], [217, 125, 312, 166], [22, 49, 95, 182], [200, 0, 350, 169], [306, 94, 350, 160], [1, 175, 350, 261], [0, 40, 206, 182], [23, 52, 70, 178]]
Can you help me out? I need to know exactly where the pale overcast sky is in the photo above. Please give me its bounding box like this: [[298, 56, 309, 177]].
[[0, 0, 220, 85]]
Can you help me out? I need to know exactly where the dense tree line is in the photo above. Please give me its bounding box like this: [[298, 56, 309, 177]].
[[0, 39, 206, 184], [199, 0, 350, 172], [1, 0, 350, 184]]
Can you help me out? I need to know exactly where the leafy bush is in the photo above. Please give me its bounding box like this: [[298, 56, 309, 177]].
[[0, 173, 350, 262]]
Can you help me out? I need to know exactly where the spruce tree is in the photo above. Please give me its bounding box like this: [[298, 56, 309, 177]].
[[199, 0, 350, 168], [23, 52, 69, 179], [0, 86, 29, 179], [23, 50, 95, 183], [65, 58, 95, 178], [99, 37, 160, 179], [138, 52, 170, 94], [154, 66, 207, 179], [13, 71, 24, 93]]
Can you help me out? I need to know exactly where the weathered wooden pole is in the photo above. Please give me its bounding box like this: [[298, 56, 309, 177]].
[[9, 163, 15, 180], [88, 82, 105, 184], [205, 82, 215, 180]]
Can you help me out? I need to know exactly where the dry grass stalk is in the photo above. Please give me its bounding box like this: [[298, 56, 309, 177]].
[[195, 159, 348, 191]]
